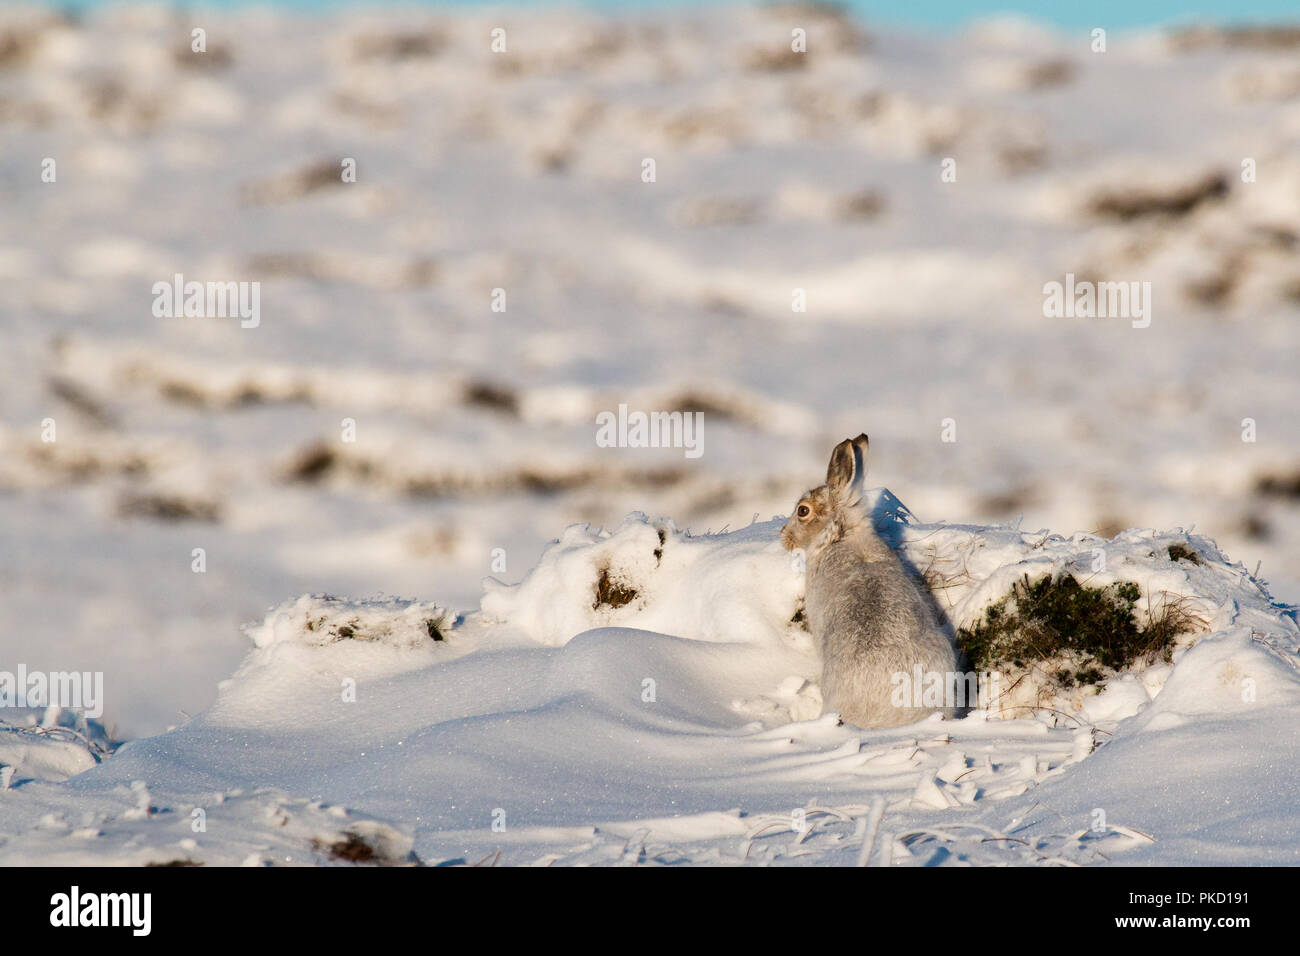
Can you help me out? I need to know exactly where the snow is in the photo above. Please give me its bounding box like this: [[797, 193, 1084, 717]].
[[3, 2, 1300, 864], [3, 503, 1298, 865]]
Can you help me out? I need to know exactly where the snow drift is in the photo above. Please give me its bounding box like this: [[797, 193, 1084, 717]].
[[3, 493, 1297, 866]]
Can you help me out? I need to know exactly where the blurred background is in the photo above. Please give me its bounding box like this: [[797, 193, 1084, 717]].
[[2, 0, 1299, 737]]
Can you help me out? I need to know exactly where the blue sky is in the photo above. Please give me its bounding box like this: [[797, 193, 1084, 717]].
[[53, 0, 1300, 32]]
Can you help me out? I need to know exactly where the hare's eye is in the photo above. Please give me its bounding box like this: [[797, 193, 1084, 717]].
[[797, 504, 811, 518]]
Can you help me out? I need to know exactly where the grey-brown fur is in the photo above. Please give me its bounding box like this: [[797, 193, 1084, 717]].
[[781, 435, 956, 728]]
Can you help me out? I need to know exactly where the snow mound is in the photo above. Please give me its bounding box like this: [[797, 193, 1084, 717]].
[[0, 709, 115, 786], [890, 514, 1295, 717], [242, 493, 1296, 732], [469, 497, 1293, 726], [1, 727, 97, 786], [2, 496, 1296, 866], [481, 513, 809, 651], [243, 593, 454, 651]]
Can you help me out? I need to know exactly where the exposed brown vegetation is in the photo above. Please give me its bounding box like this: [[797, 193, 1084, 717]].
[[1167, 543, 1202, 565], [1256, 470, 1300, 500], [1170, 24, 1300, 51], [286, 442, 338, 483], [594, 565, 638, 609], [463, 381, 520, 416], [118, 493, 221, 523], [314, 831, 377, 863], [1087, 172, 1228, 221], [353, 29, 446, 61]]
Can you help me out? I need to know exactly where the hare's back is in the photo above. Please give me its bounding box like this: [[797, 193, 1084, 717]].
[[814, 546, 928, 628]]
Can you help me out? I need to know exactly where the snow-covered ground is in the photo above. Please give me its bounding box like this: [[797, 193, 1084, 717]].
[[4, 506, 1298, 865], [3, 3, 1300, 864]]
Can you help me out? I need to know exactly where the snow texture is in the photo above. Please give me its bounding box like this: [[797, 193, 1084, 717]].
[[3, 502, 1297, 865]]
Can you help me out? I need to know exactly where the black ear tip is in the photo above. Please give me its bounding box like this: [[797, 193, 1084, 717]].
[[855, 433, 869, 445]]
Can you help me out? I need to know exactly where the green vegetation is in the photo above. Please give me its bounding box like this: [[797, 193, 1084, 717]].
[[958, 573, 1193, 687]]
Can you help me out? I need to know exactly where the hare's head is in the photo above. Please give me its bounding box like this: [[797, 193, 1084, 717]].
[[780, 434, 870, 555]]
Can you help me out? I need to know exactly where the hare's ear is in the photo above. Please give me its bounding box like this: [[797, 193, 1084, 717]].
[[852, 434, 870, 471], [826, 438, 857, 497]]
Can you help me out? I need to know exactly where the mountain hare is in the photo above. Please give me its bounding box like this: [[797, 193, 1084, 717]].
[[781, 435, 956, 728]]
